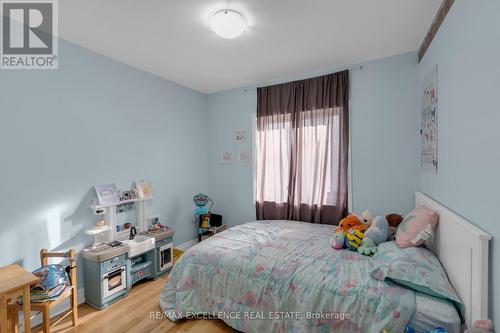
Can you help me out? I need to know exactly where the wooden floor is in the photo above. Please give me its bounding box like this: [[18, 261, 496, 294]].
[[32, 274, 237, 333]]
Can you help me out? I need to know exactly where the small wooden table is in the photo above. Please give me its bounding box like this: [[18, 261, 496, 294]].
[[0, 264, 38, 333], [198, 224, 228, 242]]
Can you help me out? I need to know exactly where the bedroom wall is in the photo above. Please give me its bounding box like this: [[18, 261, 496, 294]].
[[417, 0, 500, 322], [0, 39, 208, 284], [206, 52, 419, 227]]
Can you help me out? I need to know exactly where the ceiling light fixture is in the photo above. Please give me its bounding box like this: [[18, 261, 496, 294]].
[[209, 9, 247, 39]]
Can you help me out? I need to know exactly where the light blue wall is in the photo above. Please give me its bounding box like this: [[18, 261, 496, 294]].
[[350, 53, 419, 216], [206, 88, 257, 227], [417, 0, 500, 322], [0, 39, 208, 284], [206, 52, 419, 226]]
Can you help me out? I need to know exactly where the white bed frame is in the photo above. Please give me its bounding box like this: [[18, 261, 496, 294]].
[[415, 192, 491, 329]]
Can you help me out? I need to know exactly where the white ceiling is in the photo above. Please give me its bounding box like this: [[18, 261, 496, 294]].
[[59, 0, 442, 94]]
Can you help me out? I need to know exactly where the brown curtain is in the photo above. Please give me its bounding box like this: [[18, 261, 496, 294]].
[[255, 70, 349, 224]]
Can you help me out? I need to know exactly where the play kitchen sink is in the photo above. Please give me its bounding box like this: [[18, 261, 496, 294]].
[[121, 235, 156, 288], [121, 235, 155, 257]]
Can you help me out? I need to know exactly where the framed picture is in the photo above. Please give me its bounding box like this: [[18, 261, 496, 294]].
[[235, 130, 245, 143], [221, 151, 232, 164], [238, 151, 249, 163], [420, 65, 438, 173]]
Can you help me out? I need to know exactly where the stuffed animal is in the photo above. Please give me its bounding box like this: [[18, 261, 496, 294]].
[[358, 216, 389, 256], [346, 228, 364, 250], [335, 214, 369, 234], [386, 213, 404, 227], [386, 213, 404, 240], [331, 231, 346, 250], [465, 319, 494, 333], [365, 216, 389, 244], [332, 214, 369, 251], [361, 210, 375, 225]]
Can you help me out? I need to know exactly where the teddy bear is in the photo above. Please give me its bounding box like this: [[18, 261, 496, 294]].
[[331, 214, 370, 251], [385, 213, 404, 240]]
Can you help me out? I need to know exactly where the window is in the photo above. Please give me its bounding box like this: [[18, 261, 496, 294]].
[[254, 71, 349, 224]]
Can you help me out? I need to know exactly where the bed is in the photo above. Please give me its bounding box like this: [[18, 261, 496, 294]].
[[161, 192, 491, 332]]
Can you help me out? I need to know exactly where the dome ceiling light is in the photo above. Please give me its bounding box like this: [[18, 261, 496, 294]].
[[209, 9, 247, 39]]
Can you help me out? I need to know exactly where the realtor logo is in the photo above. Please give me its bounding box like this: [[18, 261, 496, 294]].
[[1, 0, 58, 69]]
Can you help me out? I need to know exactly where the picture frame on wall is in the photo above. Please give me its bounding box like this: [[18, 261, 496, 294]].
[[420, 65, 438, 173], [235, 130, 245, 143], [221, 151, 232, 164], [238, 151, 249, 163]]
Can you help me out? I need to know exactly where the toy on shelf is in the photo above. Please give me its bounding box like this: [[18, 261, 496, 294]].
[[331, 214, 370, 251], [134, 180, 153, 198], [94, 184, 120, 206], [358, 216, 389, 256], [200, 213, 211, 229], [193, 193, 213, 215], [192, 193, 214, 234], [149, 220, 165, 232]]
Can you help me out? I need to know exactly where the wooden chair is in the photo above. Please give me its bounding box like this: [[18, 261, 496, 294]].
[[8, 249, 78, 333]]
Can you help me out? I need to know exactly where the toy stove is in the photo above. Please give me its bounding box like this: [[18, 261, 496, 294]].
[[90, 241, 123, 251], [82, 241, 128, 262], [83, 241, 129, 309]]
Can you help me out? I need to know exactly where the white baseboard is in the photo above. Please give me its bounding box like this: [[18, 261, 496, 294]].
[[176, 238, 198, 251], [17, 287, 85, 332]]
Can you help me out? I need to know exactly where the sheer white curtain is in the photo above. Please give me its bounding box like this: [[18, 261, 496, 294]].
[[256, 109, 341, 206]]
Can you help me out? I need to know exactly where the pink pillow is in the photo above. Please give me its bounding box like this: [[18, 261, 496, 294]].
[[396, 206, 438, 248]]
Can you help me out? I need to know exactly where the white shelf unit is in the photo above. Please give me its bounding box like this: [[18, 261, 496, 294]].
[[87, 195, 153, 244], [84, 225, 112, 235], [90, 196, 155, 211]]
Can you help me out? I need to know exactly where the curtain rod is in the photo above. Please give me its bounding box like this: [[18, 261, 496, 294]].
[[249, 65, 364, 92]]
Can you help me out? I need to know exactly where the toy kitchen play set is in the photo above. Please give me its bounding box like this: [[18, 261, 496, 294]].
[[82, 181, 174, 309]]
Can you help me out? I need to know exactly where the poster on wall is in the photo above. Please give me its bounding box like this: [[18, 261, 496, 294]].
[[235, 129, 246, 143], [420, 65, 438, 173]]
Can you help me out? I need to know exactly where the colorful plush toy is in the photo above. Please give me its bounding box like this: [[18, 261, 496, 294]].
[[358, 216, 389, 256], [331, 214, 369, 251], [331, 231, 346, 250], [335, 214, 370, 233], [346, 228, 365, 250], [465, 319, 494, 333]]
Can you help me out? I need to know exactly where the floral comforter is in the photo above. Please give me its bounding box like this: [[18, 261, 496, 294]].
[[160, 220, 415, 333]]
